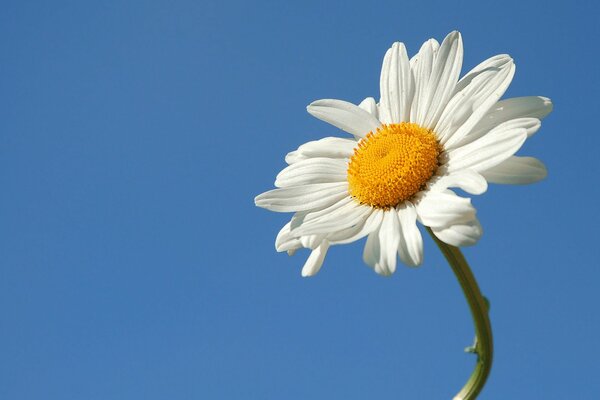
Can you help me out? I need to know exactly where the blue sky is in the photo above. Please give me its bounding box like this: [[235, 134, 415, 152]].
[[1, 0, 599, 398]]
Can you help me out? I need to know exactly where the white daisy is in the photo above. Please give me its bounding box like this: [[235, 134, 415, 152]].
[[255, 31, 552, 277]]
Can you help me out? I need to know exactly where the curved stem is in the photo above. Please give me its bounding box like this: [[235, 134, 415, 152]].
[[426, 228, 493, 400]]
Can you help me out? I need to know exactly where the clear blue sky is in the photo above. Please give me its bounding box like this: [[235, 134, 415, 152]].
[[1, 1, 598, 399]]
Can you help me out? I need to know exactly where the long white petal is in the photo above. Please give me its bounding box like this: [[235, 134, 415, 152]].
[[410, 38, 439, 68], [363, 229, 381, 272], [328, 208, 384, 245], [285, 137, 357, 164], [396, 202, 423, 267], [464, 96, 553, 144], [410, 38, 438, 123], [255, 182, 348, 212], [437, 55, 516, 149], [431, 218, 482, 247], [415, 190, 476, 228], [307, 99, 382, 138], [290, 196, 354, 230], [446, 121, 528, 173], [481, 156, 547, 184], [301, 241, 330, 277], [420, 31, 463, 129], [376, 209, 401, 275], [379, 42, 414, 123], [428, 169, 488, 195], [363, 210, 400, 276], [292, 202, 372, 236], [275, 157, 347, 187]]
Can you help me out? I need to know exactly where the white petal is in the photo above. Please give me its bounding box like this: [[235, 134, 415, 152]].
[[301, 241, 330, 277], [290, 196, 354, 229], [358, 97, 378, 118], [300, 234, 326, 250], [327, 208, 384, 245], [255, 182, 348, 212], [456, 114, 541, 149], [428, 169, 488, 195], [452, 54, 512, 94], [275, 157, 347, 187], [468, 96, 553, 142], [446, 121, 528, 173], [415, 190, 476, 228], [437, 55, 516, 149], [376, 209, 401, 275], [410, 38, 439, 68], [285, 137, 357, 164], [481, 156, 547, 184], [275, 222, 302, 252], [363, 229, 381, 272], [307, 99, 382, 138], [379, 42, 414, 123], [363, 210, 400, 276], [410, 38, 438, 123], [396, 202, 423, 267], [494, 117, 541, 137], [420, 31, 464, 129], [292, 202, 372, 236], [431, 218, 482, 247]]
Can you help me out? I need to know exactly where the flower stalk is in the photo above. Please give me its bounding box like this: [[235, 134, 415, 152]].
[[427, 228, 493, 400]]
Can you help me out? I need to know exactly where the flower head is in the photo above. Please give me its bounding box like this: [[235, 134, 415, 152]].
[[255, 31, 552, 277]]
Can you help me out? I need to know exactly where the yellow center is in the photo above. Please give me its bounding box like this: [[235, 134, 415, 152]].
[[347, 122, 441, 209]]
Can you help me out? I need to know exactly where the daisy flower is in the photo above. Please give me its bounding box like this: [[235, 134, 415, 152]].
[[255, 31, 552, 277]]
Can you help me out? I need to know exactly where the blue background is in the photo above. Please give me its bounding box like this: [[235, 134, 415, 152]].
[[1, 0, 598, 398]]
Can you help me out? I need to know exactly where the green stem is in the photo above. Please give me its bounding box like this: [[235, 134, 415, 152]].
[[426, 228, 493, 400]]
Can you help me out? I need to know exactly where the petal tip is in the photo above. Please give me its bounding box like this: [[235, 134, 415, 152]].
[[538, 163, 548, 181], [447, 30, 462, 42], [541, 96, 553, 112]]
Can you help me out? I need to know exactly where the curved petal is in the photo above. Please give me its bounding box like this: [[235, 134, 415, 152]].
[[292, 202, 372, 236], [481, 156, 547, 184], [396, 202, 423, 267], [379, 42, 414, 123], [255, 182, 348, 212], [300, 234, 326, 250], [410, 38, 439, 68], [290, 196, 354, 230], [301, 241, 330, 277], [415, 190, 476, 228], [431, 217, 482, 247], [363, 210, 400, 276], [358, 97, 379, 118], [275, 221, 302, 252], [307, 99, 382, 138], [428, 169, 488, 195], [377, 209, 401, 275], [452, 54, 512, 94], [275, 157, 347, 187], [420, 31, 464, 129], [410, 38, 439, 123], [446, 121, 528, 173], [285, 137, 357, 164], [492, 117, 541, 136], [328, 208, 383, 245], [437, 55, 516, 149], [458, 97, 552, 147], [456, 116, 541, 149], [363, 229, 381, 272]]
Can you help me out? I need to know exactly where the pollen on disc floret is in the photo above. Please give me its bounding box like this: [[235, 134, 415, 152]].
[[347, 122, 441, 209]]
